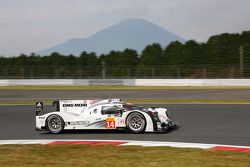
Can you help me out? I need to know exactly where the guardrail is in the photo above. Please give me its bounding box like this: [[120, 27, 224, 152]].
[[1, 79, 250, 86]]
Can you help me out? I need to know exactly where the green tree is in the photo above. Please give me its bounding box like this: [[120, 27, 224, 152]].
[[241, 31, 250, 77], [181, 40, 203, 65], [121, 48, 139, 66], [163, 41, 183, 65], [140, 43, 163, 65], [79, 51, 99, 67], [206, 33, 240, 65]]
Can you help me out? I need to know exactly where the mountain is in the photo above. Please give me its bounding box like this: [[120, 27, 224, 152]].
[[37, 18, 185, 55]]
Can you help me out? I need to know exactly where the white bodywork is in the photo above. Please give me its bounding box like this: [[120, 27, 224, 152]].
[[36, 99, 174, 133]]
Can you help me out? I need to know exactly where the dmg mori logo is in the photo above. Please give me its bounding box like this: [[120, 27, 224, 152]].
[[75, 104, 87, 107], [63, 104, 87, 107]]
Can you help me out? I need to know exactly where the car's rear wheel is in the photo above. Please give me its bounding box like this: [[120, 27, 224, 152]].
[[126, 112, 146, 133], [46, 114, 64, 134]]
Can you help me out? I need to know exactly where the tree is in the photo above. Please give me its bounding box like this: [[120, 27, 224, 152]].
[[78, 51, 99, 67], [241, 31, 250, 76], [206, 33, 240, 66], [140, 43, 163, 65], [163, 41, 183, 65], [121, 48, 139, 66], [182, 40, 203, 65]]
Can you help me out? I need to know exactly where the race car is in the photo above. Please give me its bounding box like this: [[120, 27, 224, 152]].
[[35, 99, 175, 134]]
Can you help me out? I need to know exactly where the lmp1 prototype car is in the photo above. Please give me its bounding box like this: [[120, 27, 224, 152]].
[[35, 99, 175, 134]]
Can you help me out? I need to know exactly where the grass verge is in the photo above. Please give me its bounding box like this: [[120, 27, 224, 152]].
[[0, 145, 249, 167], [1, 99, 250, 105], [1, 85, 250, 90]]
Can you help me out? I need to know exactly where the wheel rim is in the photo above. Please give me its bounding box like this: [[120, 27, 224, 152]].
[[128, 114, 145, 131], [48, 117, 62, 132]]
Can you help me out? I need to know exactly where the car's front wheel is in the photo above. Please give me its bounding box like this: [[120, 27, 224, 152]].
[[46, 114, 64, 134], [126, 112, 146, 133]]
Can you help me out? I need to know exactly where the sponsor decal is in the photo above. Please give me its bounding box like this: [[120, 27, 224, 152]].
[[119, 118, 125, 126], [62, 103, 87, 107], [75, 103, 87, 107], [87, 120, 106, 127], [69, 121, 89, 125], [106, 117, 116, 129], [88, 99, 97, 105]]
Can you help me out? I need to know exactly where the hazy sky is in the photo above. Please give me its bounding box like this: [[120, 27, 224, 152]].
[[1, 0, 250, 56]]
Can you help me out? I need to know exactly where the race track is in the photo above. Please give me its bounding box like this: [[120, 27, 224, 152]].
[[1, 104, 250, 146], [1, 89, 250, 102]]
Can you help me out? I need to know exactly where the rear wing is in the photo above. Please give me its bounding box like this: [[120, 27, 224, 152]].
[[35, 102, 43, 116], [36, 101, 60, 116]]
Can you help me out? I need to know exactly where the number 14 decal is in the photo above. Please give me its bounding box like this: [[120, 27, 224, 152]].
[[106, 117, 116, 129]]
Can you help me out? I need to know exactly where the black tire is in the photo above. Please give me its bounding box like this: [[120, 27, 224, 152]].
[[126, 112, 146, 133], [46, 114, 64, 134]]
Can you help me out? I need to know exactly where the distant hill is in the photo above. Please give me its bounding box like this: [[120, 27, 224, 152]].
[[37, 18, 185, 55]]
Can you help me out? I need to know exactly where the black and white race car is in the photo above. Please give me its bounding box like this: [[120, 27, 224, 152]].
[[36, 99, 175, 134]]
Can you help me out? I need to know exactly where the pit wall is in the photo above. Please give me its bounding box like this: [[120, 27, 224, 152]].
[[1, 79, 250, 86]]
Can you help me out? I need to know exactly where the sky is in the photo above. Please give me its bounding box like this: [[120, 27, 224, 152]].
[[0, 0, 250, 56]]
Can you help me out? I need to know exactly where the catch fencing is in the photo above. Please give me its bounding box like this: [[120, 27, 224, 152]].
[[1, 65, 250, 79]]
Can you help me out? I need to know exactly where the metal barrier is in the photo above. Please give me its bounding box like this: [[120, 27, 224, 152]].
[[1, 79, 250, 86]]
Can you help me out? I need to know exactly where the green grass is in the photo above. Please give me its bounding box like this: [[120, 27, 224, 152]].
[[1, 99, 250, 105], [0, 145, 249, 167], [1, 86, 249, 105], [1, 85, 250, 90], [0, 100, 52, 105]]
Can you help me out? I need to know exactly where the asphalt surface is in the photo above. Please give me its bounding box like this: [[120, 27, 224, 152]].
[[0, 104, 249, 146], [1, 89, 250, 102]]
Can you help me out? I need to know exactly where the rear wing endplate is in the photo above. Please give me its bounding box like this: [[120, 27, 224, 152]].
[[35, 102, 43, 116]]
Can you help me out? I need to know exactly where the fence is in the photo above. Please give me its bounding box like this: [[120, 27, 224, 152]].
[[0, 65, 250, 79]]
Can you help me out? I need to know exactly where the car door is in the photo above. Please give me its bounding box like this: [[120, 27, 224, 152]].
[[84, 106, 107, 129]]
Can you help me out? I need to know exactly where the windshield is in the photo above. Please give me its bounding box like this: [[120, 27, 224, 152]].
[[123, 104, 143, 111]]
